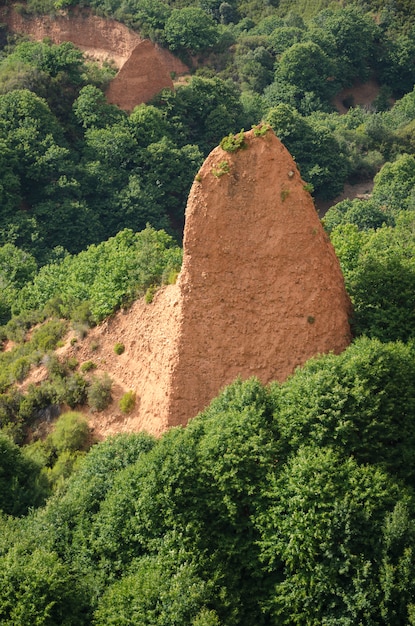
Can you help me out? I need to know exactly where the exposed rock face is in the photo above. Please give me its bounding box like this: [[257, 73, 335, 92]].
[[72, 129, 351, 437], [1, 6, 188, 110]]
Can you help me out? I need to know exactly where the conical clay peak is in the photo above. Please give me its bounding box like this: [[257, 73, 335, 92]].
[[81, 128, 352, 437], [166, 127, 352, 425]]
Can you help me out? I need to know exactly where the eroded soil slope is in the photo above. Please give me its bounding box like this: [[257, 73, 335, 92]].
[[44, 128, 351, 439], [1, 5, 188, 109]]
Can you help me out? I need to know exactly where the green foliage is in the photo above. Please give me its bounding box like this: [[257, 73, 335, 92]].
[[14, 227, 183, 322], [152, 76, 243, 154], [94, 555, 216, 626], [113, 342, 125, 355], [119, 390, 136, 414], [2, 3, 415, 622], [220, 129, 246, 151], [372, 153, 415, 211], [0, 433, 45, 515], [211, 159, 230, 177], [0, 545, 90, 625], [266, 104, 349, 199], [73, 84, 125, 129], [252, 122, 271, 136], [144, 284, 157, 303], [0, 244, 37, 325], [164, 7, 220, 53], [258, 445, 415, 625], [80, 360, 96, 373], [331, 213, 415, 342], [30, 319, 67, 351], [275, 40, 336, 102], [50, 411, 90, 454], [87, 374, 112, 412], [324, 198, 394, 232], [271, 337, 415, 484]]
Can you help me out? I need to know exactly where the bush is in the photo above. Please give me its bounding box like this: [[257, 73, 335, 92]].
[[80, 360, 96, 373], [114, 342, 125, 355], [0, 433, 46, 515], [10, 357, 31, 383], [87, 374, 112, 412], [220, 130, 246, 152], [119, 391, 136, 414], [61, 373, 89, 409], [145, 285, 157, 304], [30, 320, 67, 352], [50, 411, 90, 454]]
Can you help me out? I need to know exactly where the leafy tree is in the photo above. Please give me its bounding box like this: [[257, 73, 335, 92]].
[[377, 25, 415, 97], [266, 104, 349, 198], [323, 198, 394, 233], [0, 433, 45, 515], [94, 553, 216, 626], [268, 25, 303, 55], [164, 7, 220, 53], [310, 5, 378, 86], [128, 0, 171, 39], [0, 545, 90, 625], [88, 378, 278, 623], [6, 40, 85, 84], [36, 433, 155, 588], [235, 45, 274, 92], [331, 211, 415, 342], [153, 76, 244, 154], [271, 337, 415, 483], [274, 40, 337, 103], [135, 137, 202, 225], [73, 85, 126, 129], [15, 227, 183, 321], [371, 153, 415, 212], [0, 244, 37, 324], [258, 445, 415, 625], [128, 103, 170, 147]]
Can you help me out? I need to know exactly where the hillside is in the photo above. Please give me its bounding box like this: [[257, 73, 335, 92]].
[[1, 0, 415, 623], [1, 4, 188, 109], [20, 128, 351, 439]]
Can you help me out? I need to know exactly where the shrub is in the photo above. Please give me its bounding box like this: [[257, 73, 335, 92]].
[[114, 342, 125, 355], [50, 411, 90, 454], [18, 382, 59, 426], [119, 391, 136, 414], [67, 357, 78, 371], [87, 374, 112, 412], [162, 268, 179, 285], [80, 361, 96, 373], [252, 123, 271, 136], [211, 160, 230, 178], [145, 285, 157, 304], [62, 373, 89, 409], [31, 320, 67, 352], [44, 354, 68, 379], [220, 130, 246, 152], [11, 357, 31, 383]]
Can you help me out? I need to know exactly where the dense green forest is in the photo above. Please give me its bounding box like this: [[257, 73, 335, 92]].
[[1, 0, 415, 623]]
